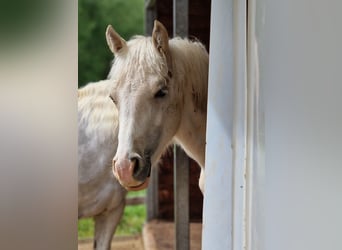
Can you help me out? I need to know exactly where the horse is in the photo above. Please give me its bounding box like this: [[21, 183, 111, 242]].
[[78, 79, 127, 250], [106, 20, 209, 193]]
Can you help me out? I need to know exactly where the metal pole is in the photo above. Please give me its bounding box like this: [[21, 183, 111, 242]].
[[173, 145, 190, 250], [145, 0, 158, 222], [173, 1, 189, 249], [146, 166, 159, 221], [173, 0, 189, 36], [145, 0, 156, 35]]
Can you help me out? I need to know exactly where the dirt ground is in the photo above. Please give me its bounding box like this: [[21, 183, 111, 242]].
[[78, 235, 144, 250], [78, 220, 202, 250], [143, 220, 202, 250]]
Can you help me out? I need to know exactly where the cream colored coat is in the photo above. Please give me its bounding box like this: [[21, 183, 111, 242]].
[[78, 80, 126, 250]]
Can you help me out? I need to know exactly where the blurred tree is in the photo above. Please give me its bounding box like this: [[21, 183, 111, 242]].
[[79, 0, 144, 87]]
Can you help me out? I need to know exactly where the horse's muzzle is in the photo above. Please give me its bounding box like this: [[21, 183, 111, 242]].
[[112, 154, 151, 191]]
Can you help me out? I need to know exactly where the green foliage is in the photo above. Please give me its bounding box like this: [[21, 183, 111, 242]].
[[78, 190, 147, 239], [127, 189, 146, 198], [79, 0, 144, 87], [78, 218, 94, 239], [77, 205, 146, 239], [115, 204, 146, 235], [0, 0, 59, 50]]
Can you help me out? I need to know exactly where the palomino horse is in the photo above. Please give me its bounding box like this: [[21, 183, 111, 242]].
[[106, 21, 209, 193], [78, 80, 127, 250]]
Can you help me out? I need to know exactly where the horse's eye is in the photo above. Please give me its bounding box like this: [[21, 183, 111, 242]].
[[109, 95, 116, 104], [154, 88, 168, 98]]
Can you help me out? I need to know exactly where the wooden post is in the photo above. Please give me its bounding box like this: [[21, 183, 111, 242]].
[[173, 1, 189, 249]]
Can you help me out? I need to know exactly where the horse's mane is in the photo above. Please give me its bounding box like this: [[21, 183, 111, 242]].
[[78, 79, 113, 99], [169, 38, 209, 112], [78, 80, 118, 141], [108, 36, 209, 113]]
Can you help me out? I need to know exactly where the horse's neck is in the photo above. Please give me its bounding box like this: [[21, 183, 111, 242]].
[[171, 40, 208, 168], [174, 107, 206, 168]]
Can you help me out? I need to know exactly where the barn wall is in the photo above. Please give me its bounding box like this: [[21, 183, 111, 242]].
[[248, 0, 342, 249], [203, 0, 342, 249]]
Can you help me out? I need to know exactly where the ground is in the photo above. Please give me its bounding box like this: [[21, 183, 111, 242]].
[[78, 220, 202, 250], [143, 220, 202, 250], [78, 235, 144, 250]]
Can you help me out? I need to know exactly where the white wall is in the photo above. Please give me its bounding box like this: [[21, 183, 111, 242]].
[[204, 0, 342, 249], [250, 0, 342, 249]]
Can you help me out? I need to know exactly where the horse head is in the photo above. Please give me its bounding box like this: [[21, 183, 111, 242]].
[[106, 21, 183, 190]]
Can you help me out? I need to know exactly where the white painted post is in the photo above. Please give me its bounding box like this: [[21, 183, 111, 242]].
[[202, 0, 247, 249]]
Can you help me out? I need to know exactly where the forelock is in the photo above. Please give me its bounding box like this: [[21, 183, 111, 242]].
[[108, 36, 169, 86]]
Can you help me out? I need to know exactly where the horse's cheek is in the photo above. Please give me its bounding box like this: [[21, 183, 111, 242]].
[[166, 103, 179, 114], [153, 111, 163, 126]]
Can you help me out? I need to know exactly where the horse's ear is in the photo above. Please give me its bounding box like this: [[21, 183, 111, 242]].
[[106, 25, 127, 54], [152, 20, 169, 55]]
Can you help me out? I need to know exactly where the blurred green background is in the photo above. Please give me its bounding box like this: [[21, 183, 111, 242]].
[[78, 190, 146, 238], [78, 0, 145, 87]]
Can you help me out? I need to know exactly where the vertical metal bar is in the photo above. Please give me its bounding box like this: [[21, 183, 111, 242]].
[[173, 0, 188, 37], [146, 166, 159, 221], [173, 0, 190, 249], [145, 0, 156, 35], [173, 145, 190, 250], [145, 0, 158, 222]]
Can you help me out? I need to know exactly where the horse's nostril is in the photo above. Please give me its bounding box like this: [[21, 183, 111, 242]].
[[129, 154, 151, 182], [130, 157, 140, 176]]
